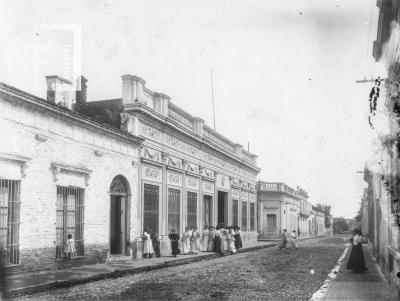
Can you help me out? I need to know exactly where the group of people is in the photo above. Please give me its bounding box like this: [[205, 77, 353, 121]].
[[143, 225, 243, 258], [278, 229, 298, 250]]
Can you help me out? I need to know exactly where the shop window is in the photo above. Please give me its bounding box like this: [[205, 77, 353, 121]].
[[187, 191, 197, 229], [232, 199, 238, 227], [241, 201, 247, 231], [168, 188, 181, 234], [143, 184, 159, 234]]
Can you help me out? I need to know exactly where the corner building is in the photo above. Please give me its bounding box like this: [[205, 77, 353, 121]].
[[87, 74, 260, 257]]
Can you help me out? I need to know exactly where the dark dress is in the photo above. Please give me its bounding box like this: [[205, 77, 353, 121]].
[[346, 237, 367, 272], [168, 233, 180, 256], [151, 232, 161, 257], [214, 235, 222, 253], [234, 232, 242, 250]]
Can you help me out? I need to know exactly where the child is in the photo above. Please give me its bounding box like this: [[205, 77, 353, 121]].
[[64, 233, 76, 260], [168, 229, 180, 257], [143, 228, 154, 258]]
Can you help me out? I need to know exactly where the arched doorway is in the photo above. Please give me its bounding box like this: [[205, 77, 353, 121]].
[[109, 175, 130, 255]]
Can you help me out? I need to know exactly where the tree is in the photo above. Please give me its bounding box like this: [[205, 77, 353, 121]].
[[316, 203, 332, 228], [333, 217, 349, 233], [354, 201, 362, 223]]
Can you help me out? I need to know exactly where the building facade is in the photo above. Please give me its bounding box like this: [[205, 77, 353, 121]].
[[257, 182, 301, 239], [0, 73, 260, 272], [87, 75, 260, 256], [0, 78, 143, 273], [298, 188, 311, 237], [362, 0, 400, 296]]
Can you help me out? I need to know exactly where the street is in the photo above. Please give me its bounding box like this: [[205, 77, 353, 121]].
[[14, 237, 346, 301]]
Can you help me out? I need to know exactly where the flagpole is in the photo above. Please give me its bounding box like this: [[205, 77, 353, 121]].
[[210, 69, 216, 131]]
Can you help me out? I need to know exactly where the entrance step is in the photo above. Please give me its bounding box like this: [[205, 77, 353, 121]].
[[107, 254, 132, 264]]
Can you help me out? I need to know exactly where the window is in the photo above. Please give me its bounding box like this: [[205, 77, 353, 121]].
[[143, 184, 159, 234], [187, 192, 197, 228], [250, 203, 255, 231], [241, 201, 247, 231], [168, 188, 181, 234], [232, 199, 238, 227], [56, 186, 84, 259], [0, 179, 20, 265], [267, 214, 277, 233], [203, 195, 212, 227]]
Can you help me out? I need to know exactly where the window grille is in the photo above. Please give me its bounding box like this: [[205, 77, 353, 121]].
[[203, 195, 212, 227], [267, 214, 277, 233], [187, 192, 197, 228], [56, 186, 84, 259], [232, 199, 238, 227], [250, 203, 255, 231], [168, 188, 181, 234], [241, 201, 247, 231], [143, 184, 159, 233], [0, 179, 20, 265]]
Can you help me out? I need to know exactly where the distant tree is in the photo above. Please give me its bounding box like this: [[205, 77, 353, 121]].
[[333, 217, 349, 233], [316, 203, 332, 228], [354, 202, 363, 223]]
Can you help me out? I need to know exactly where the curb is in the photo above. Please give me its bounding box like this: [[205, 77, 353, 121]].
[[7, 243, 276, 297]]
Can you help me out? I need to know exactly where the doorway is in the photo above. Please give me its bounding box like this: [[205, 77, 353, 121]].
[[109, 176, 130, 255], [217, 191, 228, 226]]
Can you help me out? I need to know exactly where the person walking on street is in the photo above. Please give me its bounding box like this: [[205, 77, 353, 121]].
[[279, 229, 288, 250], [288, 230, 298, 249]]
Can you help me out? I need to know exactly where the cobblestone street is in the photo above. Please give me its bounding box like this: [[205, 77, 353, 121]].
[[14, 237, 346, 300]]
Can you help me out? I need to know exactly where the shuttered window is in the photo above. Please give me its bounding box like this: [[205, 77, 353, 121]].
[[241, 201, 247, 231], [187, 192, 197, 229], [232, 199, 239, 227], [143, 184, 159, 233], [168, 188, 181, 234]]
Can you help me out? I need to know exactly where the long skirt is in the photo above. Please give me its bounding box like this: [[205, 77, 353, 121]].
[[346, 244, 367, 272], [208, 238, 214, 251], [181, 238, 191, 254], [143, 240, 154, 257], [229, 240, 236, 254], [171, 241, 180, 256], [201, 236, 209, 251], [234, 235, 242, 249], [214, 236, 222, 253], [152, 240, 161, 257]]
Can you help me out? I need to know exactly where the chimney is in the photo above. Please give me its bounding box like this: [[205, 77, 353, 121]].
[[75, 76, 88, 105], [234, 144, 243, 156], [45, 75, 75, 109], [122, 74, 146, 105]]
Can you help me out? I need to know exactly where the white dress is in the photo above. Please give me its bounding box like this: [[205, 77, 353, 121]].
[[143, 231, 154, 255], [228, 230, 236, 253], [201, 229, 209, 251], [181, 231, 191, 254]]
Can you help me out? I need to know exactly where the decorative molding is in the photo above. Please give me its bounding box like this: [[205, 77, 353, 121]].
[[164, 134, 199, 156], [186, 175, 199, 190], [202, 180, 214, 194], [182, 159, 199, 174], [35, 133, 49, 142], [121, 112, 137, 136], [230, 177, 240, 188], [0, 152, 31, 178], [200, 166, 215, 180], [216, 174, 230, 191], [241, 190, 249, 200], [167, 155, 182, 169], [241, 181, 250, 191], [249, 193, 256, 202], [51, 162, 92, 186], [141, 147, 162, 163], [142, 164, 162, 183], [232, 188, 240, 199], [140, 124, 161, 141], [167, 170, 183, 187]]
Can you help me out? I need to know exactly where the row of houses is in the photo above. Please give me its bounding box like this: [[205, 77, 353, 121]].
[[0, 73, 329, 274], [257, 181, 330, 239]]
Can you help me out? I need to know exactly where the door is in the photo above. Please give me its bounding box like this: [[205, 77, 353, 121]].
[[203, 195, 212, 227], [110, 195, 121, 254]]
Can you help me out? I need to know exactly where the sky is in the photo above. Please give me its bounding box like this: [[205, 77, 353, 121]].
[[0, 0, 387, 218]]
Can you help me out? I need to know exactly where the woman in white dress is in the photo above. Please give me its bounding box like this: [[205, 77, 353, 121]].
[[143, 228, 154, 258], [228, 228, 236, 254], [181, 227, 191, 254], [191, 227, 201, 254], [201, 226, 209, 252]]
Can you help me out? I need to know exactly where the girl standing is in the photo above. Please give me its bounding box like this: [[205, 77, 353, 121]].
[[64, 233, 76, 260], [143, 228, 154, 258]]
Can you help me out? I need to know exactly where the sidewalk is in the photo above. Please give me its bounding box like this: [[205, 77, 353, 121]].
[[5, 240, 277, 297], [321, 245, 399, 301]]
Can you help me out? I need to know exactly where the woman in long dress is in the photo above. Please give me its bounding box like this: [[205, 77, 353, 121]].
[[181, 227, 191, 254], [143, 228, 154, 258], [346, 229, 367, 272], [201, 226, 209, 252], [228, 228, 236, 254], [208, 226, 215, 251]]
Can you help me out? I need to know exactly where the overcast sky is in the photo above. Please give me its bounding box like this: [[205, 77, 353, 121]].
[[0, 0, 386, 218]]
